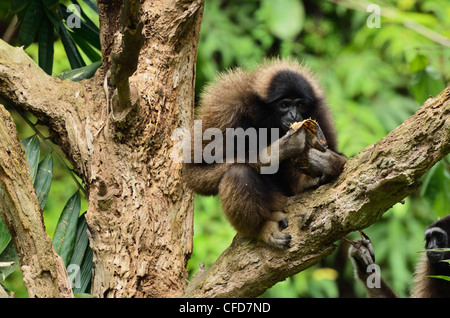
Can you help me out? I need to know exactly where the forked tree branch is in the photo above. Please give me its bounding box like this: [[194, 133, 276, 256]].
[[0, 39, 105, 176], [182, 87, 450, 298]]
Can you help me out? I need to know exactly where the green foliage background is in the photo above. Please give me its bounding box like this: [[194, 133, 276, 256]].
[[0, 0, 449, 297]]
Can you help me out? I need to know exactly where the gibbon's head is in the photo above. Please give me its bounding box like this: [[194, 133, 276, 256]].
[[252, 59, 326, 133], [425, 215, 450, 263]]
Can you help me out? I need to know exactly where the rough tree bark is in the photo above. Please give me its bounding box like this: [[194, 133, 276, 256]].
[[0, 0, 204, 298], [0, 0, 448, 298]]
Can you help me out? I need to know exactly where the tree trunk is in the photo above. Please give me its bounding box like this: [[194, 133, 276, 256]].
[[85, 0, 204, 297]]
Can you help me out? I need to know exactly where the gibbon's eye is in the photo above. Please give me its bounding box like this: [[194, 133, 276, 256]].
[[280, 103, 288, 110]]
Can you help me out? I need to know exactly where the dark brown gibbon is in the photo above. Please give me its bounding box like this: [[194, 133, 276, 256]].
[[349, 215, 450, 297], [182, 59, 347, 248]]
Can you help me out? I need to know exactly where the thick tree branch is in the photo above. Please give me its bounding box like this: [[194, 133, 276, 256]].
[[0, 104, 72, 298], [183, 87, 450, 298]]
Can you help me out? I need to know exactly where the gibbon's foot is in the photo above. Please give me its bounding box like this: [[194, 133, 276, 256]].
[[260, 220, 291, 249]]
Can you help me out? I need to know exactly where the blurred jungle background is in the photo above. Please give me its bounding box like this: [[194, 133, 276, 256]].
[[0, 0, 449, 297]]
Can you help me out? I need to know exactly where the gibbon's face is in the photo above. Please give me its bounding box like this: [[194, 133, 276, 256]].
[[275, 98, 307, 132], [266, 70, 319, 133]]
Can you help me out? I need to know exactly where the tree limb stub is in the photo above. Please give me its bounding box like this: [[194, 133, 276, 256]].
[[183, 87, 450, 298], [109, 0, 144, 122], [0, 104, 73, 298]]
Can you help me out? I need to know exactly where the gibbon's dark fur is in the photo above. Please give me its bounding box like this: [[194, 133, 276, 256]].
[[349, 215, 450, 298], [183, 59, 346, 248]]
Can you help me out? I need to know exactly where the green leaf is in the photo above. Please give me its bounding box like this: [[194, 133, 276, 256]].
[[80, 0, 98, 14], [0, 221, 10, 255], [18, 1, 45, 48], [74, 292, 94, 298], [69, 213, 93, 294], [52, 192, 81, 266], [409, 54, 428, 73], [56, 61, 101, 81], [259, 0, 304, 40], [428, 275, 450, 282], [68, 214, 89, 268], [409, 54, 446, 105], [33, 154, 53, 211], [69, 30, 101, 62], [41, 0, 59, 10], [73, 245, 93, 294], [60, 3, 101, 51], [9, 0, 31, 16], [73, 0, 99, 30], [20, 135, 40, 183], [43, 3, 62, 31], [57, 3, 87, 71], [38, 16, 54, 75]]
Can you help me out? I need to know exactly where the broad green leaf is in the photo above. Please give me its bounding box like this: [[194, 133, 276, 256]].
[[73, 245, 93, 294], [20, 135, 40, 183], [0, 221, 10, 255], [33, 154, 53, 211], [0, 241, 19, 282], [74, 0, 100, 31], [74, 293, 94, 298], [409, 54, 428, 73], [18, 1, 45, 48], [57, 61, 101, 81], [80, 0, 98, 14], [9, 0, 31, 15], [41, 0, 59, 10], [43, 2, 62, 31], [428, 275, 450, 282], [60, 3, 101, 51], [69, 213, 93, 294], [69, 30, 101, 62], [59, 23, 86, 69], [68, 214, 89, 268], [52, 192, 81, 266], [409, 54, 446, 105], [38, 17, 54, 75]]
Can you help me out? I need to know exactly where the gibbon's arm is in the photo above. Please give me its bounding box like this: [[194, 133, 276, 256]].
[[259, 122, 347, 180]]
